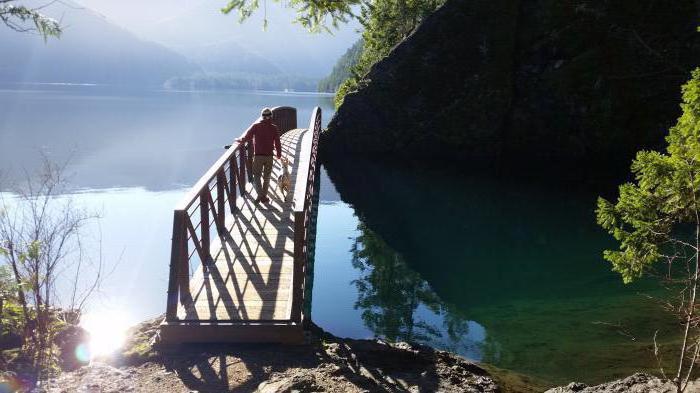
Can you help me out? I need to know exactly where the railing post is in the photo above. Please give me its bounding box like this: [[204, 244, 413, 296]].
[[229, 157, 238, 212], [290, 212, 305, 323], [166, 210, 184, 321], [246, 143, 254, 183], [216, 170, 226, 232], [200, 192, 210, 260], [239, 145, 247, 192], [178, 214, 189, 302]]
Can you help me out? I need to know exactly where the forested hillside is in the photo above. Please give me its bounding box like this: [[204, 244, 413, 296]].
[[318, 40, 363, 93]]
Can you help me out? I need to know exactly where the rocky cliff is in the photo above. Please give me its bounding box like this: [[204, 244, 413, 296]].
[[323, 0, 700, 170]]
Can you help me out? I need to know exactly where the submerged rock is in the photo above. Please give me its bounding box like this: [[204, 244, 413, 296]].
[[323, 0, 700, 172]]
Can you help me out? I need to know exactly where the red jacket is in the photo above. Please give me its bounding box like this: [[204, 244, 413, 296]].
[[238, 119, 281, 158]]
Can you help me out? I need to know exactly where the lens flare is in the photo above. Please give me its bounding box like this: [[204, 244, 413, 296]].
[[74, 343, 91, 363], [0, 373, 26, 393], [80, 310, 129, 359]]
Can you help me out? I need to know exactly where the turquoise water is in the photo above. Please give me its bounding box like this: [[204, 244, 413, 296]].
[[315, 158, 677, 385], [0, 85, 676, 386]]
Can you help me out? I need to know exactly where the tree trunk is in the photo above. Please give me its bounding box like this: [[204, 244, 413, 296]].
[[8, 244, 30, 326]]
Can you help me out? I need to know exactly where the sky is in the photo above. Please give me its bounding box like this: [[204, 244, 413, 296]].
[[72, 0, 362, 77], [73, 0, 216, 31]]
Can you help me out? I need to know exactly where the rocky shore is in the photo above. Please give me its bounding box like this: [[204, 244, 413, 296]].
[[545, 373, 700, 393], [37, 317, 541, 393], [31, 316, 700, 392]]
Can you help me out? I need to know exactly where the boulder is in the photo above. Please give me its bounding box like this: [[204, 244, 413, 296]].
[[323, 0, 700, 172]]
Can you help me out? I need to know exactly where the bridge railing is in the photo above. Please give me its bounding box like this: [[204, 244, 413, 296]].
[[290, 106, 321, 325], [165, 106, 297, 322]]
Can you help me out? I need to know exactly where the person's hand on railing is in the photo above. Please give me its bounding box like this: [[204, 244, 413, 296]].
[[224, 139, 245, 149]]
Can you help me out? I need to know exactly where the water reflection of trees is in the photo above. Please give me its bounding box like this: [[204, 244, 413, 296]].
[[351, 222, 482, 358]]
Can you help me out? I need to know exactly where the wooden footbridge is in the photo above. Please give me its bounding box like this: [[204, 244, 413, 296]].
[[160, 107, 321, 344]]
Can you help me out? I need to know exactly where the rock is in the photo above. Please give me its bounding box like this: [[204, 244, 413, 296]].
[[53, 324, 90, 371], [544, 373, 700, 393], [40, 320, 503, 392], [0, 332, 23, 350], [323, 0, 700, 173]]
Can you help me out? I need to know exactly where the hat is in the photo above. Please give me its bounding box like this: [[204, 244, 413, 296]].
[[261, 107, 272, 117]]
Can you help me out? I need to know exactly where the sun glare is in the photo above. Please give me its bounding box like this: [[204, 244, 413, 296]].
[[80, 310, 130, 360]]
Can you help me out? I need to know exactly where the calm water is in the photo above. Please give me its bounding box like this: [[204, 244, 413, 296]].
[[0, 85, 675, 386]]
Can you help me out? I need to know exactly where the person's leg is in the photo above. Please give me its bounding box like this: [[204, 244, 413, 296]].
[[252, 156, 264, 200], [261, 156, 273, 201]]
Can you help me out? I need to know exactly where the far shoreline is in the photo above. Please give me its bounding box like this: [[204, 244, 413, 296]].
[[0, 81, 336, 97]]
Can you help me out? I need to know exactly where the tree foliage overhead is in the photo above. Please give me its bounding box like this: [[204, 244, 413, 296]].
[[0, 0, 61, 39], [221, 0, 360, 32]]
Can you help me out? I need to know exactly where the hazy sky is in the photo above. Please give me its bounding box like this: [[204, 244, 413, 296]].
[[71, 0, 361, 76], [73, 0, 212, 30]]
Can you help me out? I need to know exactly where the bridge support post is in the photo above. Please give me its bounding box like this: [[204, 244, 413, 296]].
[[166, 210, 189, 321]]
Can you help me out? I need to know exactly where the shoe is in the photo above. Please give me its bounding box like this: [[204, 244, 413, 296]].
[[261, 197, 270, 204]]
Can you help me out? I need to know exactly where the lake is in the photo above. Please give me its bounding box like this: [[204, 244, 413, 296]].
[[0, 85, 674, 386]]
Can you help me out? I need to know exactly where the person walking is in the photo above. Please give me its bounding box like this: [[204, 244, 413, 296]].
[[236, 107, 282, 204]]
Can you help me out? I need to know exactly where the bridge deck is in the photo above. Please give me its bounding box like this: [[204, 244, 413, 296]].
[[178, 128, 306, 322], [161, 106, 320, 344]]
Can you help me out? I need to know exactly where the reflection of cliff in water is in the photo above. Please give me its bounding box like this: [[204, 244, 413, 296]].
[[351, 221, 485, 358], [324, 157, 629, 308], [324, 156, 666, 384]]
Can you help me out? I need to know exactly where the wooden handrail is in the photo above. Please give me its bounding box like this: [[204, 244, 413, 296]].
[[290, 107, 322, 324], [165, 106, 298, 322], [292, 107, 321, 213]]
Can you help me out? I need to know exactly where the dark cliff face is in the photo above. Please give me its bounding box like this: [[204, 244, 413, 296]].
[[323, 0, 700, 170]]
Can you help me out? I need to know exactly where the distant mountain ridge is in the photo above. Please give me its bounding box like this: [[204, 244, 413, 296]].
[[132, 0, 360, 78], [182, 39, 281, 75], [0, 0, 198, 86], [0, 0, 359, 90]]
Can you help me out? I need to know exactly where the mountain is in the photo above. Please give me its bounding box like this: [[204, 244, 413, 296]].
[[182, 39, 281, 75], [107, 0, 360, 78], [0, 1, 198, 86]]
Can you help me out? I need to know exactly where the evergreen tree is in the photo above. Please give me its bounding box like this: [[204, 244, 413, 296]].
[[317, 39, 363, 93], [596, 69, 700, 392]]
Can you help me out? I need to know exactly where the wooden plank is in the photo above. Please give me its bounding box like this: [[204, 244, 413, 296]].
[[189, 272, 292, 288], [179, 293, 291, 318], [176, 305, 290, 322], [221, 236, 295, 253], [191, 288, 291, 303]]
